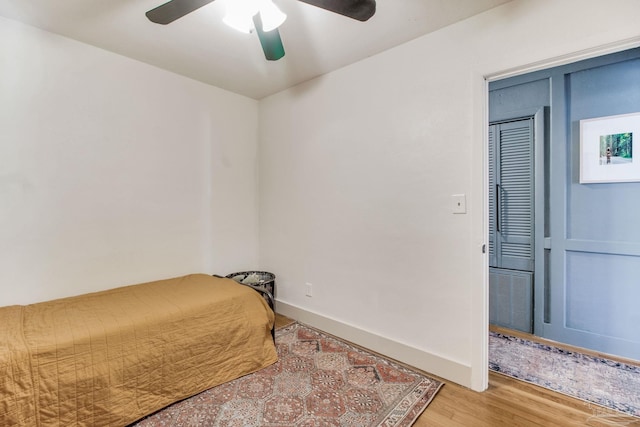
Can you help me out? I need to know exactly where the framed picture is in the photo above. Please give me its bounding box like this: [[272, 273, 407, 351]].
[[580, 112, 640, 183]]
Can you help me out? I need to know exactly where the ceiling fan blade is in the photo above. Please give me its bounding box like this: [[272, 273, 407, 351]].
[[297, 0, 375, 21], [146, 0, 216, 25], [253, 14, 285, 61]]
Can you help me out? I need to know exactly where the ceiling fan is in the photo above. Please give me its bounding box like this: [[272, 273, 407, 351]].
[[146, 0, 376, 61]]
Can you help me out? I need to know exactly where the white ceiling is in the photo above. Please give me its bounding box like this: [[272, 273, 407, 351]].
[[0, 0, 510, 99]]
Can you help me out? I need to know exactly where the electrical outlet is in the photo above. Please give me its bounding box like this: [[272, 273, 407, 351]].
[[305, 283, 313, 297]]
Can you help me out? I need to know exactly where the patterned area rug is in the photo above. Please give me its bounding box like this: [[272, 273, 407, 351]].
[[489, 332, 640, 417], [133, 322, 443, 426]]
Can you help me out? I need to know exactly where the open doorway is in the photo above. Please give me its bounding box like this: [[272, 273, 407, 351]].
[[488, 47, 640, 361]]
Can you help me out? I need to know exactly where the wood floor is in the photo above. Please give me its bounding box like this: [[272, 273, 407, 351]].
[[275, 315, 640, 427]]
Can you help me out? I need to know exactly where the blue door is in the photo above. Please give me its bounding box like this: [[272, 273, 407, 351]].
[[489, 118, 535, 333]]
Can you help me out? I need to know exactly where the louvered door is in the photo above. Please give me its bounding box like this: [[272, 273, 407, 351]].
[[489, 118, 535, 272], [488, 126, 497, 267]]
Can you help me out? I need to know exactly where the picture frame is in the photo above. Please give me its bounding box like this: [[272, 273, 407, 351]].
[[580, 112, 639, 183]]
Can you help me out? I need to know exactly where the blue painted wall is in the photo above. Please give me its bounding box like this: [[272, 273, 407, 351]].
[[565, 56, 640, 356], [568, 58, 640, 243]]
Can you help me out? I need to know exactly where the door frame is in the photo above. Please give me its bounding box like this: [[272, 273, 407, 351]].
[[477, 37, 640, 392]]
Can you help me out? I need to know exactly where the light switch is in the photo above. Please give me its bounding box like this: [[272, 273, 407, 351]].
[[452, 194, 466, 214]]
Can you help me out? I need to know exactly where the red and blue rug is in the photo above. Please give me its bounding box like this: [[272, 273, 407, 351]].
[[134, 322, 443, 426]]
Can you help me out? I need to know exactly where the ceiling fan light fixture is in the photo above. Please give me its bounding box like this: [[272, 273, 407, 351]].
[[146, 0, 376, 63], [223, 12, 254, 33], [223, 0, 259, 33], [223, 0, 285, 33], [258, 0, 286, 32]]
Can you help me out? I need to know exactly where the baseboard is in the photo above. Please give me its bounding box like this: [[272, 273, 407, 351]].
[[276, 300, 473, 388]]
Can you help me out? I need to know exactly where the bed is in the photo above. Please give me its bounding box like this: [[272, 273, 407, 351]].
[[0, 273, 277, 426]]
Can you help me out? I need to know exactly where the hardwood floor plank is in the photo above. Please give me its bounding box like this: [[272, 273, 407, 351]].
[[416, 372, 640, 426], [275, 314, 640, 426]]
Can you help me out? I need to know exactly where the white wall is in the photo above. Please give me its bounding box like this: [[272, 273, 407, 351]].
[[258, 0, 640, 390], [0, 16, 259, 306]]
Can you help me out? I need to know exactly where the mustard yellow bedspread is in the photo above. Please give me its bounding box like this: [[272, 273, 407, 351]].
[[0, 274, 277, 426]]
